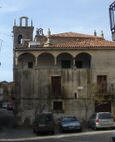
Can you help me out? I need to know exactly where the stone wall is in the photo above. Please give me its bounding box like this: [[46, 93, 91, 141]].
[[14, 68, 97, 125], [14, 49, 115, 125]]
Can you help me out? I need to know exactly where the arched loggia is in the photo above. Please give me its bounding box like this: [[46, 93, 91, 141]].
[[57, 53, 73, 68], [18, 53, 35, 68], [75, 53, 91, 68], [37, 53, 55, 66]]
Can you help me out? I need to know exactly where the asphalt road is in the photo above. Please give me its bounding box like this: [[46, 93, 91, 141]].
[[0, 129, 113, 142]]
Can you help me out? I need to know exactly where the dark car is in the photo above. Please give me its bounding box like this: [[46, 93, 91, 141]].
[[88, 112, 115, 130], [59, 116, 82, 132], [112, 131, 115, 142], [7, 103, 14, 110], [33, 112, 55, 135]]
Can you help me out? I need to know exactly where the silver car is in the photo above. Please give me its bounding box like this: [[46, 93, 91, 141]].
[[88, 112, 115, 130]]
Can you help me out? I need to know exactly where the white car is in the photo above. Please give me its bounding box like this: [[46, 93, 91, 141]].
[[88, 112, 115, 130], [2, 102, 7, 109]]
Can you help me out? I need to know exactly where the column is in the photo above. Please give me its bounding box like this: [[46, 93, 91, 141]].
[[54, 56, 57, 66], [73, 57, 76, 68], [35, 57, 38, 66], [15, 57, 18, 66]]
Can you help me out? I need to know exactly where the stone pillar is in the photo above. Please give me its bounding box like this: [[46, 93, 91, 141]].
[[15, 57, 18, 66], [73, 57, 76, 68], [35, 57, 38, 66], [54, 56, 57, 65]]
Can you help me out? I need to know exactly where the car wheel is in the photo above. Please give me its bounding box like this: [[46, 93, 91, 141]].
[[79, 128, 82, 132], [93, 125, 97, 130], [60, 128, 63, 133], [49, 130, 55, 135], [112, 137, 115, 142], [51, 131, 55, 135], [33, 128, 37, 134]]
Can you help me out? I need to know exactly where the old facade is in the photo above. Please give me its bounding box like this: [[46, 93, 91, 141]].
[[13, 17, 115, 125]]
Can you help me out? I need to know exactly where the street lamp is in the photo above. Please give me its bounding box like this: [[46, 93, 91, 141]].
[[74, 86, 84, 99]]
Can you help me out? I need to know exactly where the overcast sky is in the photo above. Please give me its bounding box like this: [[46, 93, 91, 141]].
[[0, 0, 114, 82]]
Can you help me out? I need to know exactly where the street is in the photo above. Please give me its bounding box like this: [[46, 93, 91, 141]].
[[0, 129, 113, 142]]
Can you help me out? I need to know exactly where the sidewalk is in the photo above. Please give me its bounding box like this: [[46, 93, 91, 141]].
[[0, 127, 35, 139]]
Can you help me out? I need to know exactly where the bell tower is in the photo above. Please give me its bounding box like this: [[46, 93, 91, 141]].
[[13, 16, 34, 48]]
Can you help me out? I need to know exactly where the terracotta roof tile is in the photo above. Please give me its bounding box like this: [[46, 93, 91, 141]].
[[48, 39, 115, 48], [45, 32, 115, 48], [50, 32, 102, 39], [19, 32, 115, 49]]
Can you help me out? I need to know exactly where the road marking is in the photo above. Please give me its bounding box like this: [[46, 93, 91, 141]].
[[0, 130, 113, 141]]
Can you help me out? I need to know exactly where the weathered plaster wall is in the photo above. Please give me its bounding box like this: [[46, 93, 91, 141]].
[[14, 49, 115, 124]]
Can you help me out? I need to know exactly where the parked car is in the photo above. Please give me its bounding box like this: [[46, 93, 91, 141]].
[[2, 102, 8, 109], [33, 112, 55, 135], [59, 116, 82, 132], [88, 112, 115, 130], [7, 103, 14, 110]]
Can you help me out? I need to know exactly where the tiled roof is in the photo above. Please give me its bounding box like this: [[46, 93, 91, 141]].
[[44, 32, 115, 48], [18, 32, 115, 49], [50, 32, 102, 39], [49, 40, 115, 48]]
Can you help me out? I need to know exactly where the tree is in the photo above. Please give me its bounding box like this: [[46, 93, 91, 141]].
[[77, 83, 114, 121]]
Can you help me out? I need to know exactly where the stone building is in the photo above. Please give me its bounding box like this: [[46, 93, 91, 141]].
[[13, 17, 115, 125], [0, 81, 15, 103]]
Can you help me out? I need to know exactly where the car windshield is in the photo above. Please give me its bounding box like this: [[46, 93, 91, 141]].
[[38, 114, 53, 124], [62, 117, 78, 123], [98, 113, 112, 119]]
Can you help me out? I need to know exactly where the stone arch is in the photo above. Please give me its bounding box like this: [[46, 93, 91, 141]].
[[75, 52, 91, 68], [57, 53, 73, 68], [18, 53, 35, 68], [20, 16, 28, 27], [37, 52, 54, 66]]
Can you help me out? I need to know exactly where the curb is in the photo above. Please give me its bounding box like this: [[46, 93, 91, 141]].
[[0, 130, 113, 141]]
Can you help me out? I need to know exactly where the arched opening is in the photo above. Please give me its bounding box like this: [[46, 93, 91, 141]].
[[18, 34, 22, 44], [75, 53, 91, 68], [37, 53, 54, 66], [18, 53, 35, 68], [20, 16, 28, 27], [57, 53, 73, 68]]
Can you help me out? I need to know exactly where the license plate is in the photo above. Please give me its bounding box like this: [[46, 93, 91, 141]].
[[69, 126, 74, 129]]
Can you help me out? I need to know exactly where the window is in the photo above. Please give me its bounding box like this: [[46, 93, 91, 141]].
[[95, 101, 111, 112], [97, 75, 107, 93], [28, 62, 33, 68], [75, 60, 83, 68], [75, 53, 91, 68], [53, 101, 63, 112], [61, 60, 71, 68], [51, 76, 61, 97], [18, 35, 22, 44]]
